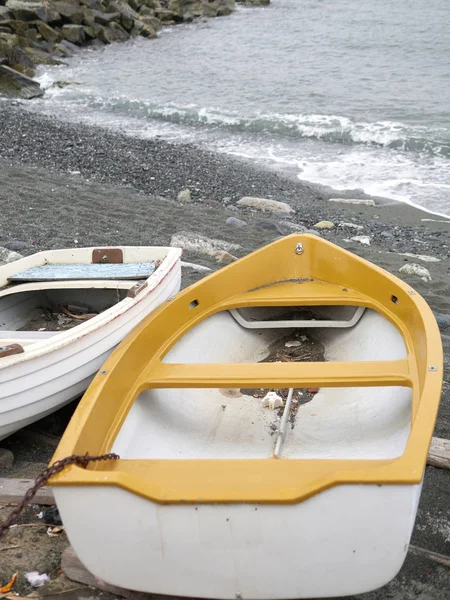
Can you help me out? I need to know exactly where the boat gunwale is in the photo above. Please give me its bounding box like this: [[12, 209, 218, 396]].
[[49, 235, 443, 504]]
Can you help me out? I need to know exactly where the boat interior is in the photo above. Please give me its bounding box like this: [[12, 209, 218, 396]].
[[112, 301, 412, 462], [0, 250, 160, 356]]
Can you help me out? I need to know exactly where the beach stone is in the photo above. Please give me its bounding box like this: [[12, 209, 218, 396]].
[[5, 0, 59, 23], [0, 64, 42, 98], [350, 235, 371, 246], [62, 24, 85, 44], [0, 448, 14, 468], [329, 198, 376, 207], [80, 0, 102, 9], [276, 221, 308, 234], [237, 196, 294, 214], [398, 252, 440, 263], [177, 188, 191, 203], [226, 216, 247, 228], [380, 230, 393, 238], [399, 263, 431, 282], [0, 245, 24, 264], [214, 250, 237, 264], [2, 240, 29, 251], [339, 222, 363, 231], [255, 220, 284, 236], [314, 220, 334, 229], [170, 231, 240, 258], [434, 313, 450, 331]]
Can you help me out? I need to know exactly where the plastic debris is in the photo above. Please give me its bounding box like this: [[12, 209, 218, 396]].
[[0, 572, 18, 593], [261, 392, 284, 410], [399, 263, 432, 282], [47, 525, 64, 537], [351, 235, 371, 246], [285, 340, 302, 348], [25, 572, 50, 588]]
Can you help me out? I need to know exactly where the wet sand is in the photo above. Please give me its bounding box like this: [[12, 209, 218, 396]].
[[0, 104, 449, 599]]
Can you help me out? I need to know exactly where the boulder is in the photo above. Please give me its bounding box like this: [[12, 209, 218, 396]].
[[0, 5, 13, 19], [37, 21, 61, 42], [91, 9, 120, 25], [54, 38, 80, 55], [53, 0, 85, 24], [139, 14, 160, 30], [5, 0, 60, 23], [24, 43, 63, 64], [8, 43, 35, 75], [100, 21, 129, 42], [0, 64, 42, 98], [109, 0, 140, 31], [154, 7, 181, 22], [62, 23, 85, 43], [2, 18, 31, 34], [226, 216, 247, 228], [0, 26, 12, 34], [135, 21, 156, 37], [80, 0, 102, 8], [236, 196, 295, 214]]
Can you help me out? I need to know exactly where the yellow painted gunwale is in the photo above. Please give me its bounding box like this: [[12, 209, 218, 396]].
[[49, 235, 443, 504]]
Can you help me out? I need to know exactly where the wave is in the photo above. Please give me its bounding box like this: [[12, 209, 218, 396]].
[[41, 86, 450, 158]]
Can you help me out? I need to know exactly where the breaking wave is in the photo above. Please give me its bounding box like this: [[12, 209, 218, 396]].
[[47, 91, 449, 158]]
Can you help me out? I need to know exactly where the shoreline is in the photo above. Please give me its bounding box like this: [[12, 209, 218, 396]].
[[0, 102, 450, 599]]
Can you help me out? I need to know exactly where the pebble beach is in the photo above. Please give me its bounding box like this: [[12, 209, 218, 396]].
[[0, 102, 449, 599]]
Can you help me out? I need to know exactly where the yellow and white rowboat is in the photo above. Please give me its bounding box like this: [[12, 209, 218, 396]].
[[49, 234, 443, 599]]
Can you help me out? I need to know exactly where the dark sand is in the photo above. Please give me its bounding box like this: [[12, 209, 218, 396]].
[[0, 104, 449, 599]]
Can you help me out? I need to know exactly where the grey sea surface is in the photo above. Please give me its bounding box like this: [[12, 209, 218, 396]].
[[32, 0, 450, 215]]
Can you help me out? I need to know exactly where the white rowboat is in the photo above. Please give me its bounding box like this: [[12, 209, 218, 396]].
[[0, 245, 181, 440]]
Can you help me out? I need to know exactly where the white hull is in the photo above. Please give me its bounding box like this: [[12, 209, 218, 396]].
[[49, 236, 443, 599], [0, 246, 181, 440], [54, 482, 422, 599]]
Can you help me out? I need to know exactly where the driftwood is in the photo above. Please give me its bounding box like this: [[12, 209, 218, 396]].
[[409, 545, 450, 568], [0, 478, 54, 505], [427, 437, 450, 470], [61, 547, 153, 600]]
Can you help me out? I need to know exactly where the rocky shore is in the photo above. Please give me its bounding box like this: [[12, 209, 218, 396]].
[[0, 0, 269, 98]]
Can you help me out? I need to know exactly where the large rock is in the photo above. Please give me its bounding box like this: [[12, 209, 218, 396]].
[[0, 64, 42, 97], [133, 19, 156, 37], [90, 9, 120, 25], [37, 21, 61, 42], [0, 6, 13, 19], [5, 0, 60, 23], [237, 196, 295, 214], [138, 14, 160, 30], [154, 7, 182, 22], [53, 0, 85, 24], [62, 23, 85, 43], [8, 43, 35, 75], [54, 38, 80, 55], [24, 43, 63, 64], [109, 0, 140, 31], [100, 21, 129, 42]]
